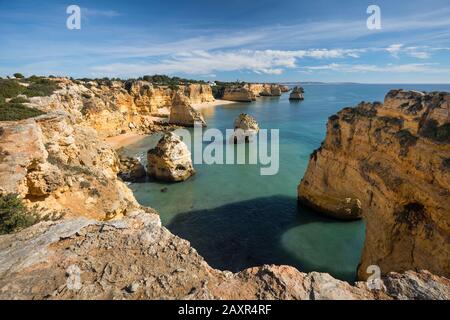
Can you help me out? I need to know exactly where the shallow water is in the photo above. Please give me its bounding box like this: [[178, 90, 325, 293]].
[[125, 83, 450, 282]]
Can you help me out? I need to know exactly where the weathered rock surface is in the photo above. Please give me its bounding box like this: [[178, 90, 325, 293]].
[[1, 80, 448, 300], [289, 86, 304, 100], [0, 114, 136, 220], [298, 90, 450, 280], [147, 132, 195, 182], [222, 84, 286, 102], [25, 78, 213, 137], [168, 93, 206, 127], [0, 210, 448, 300], [232, 113, 260, 143], [118, 155, 146, 182], [280, 85, 290, 93], [222, 87, 256, 102], [246, 83, 282, 97]]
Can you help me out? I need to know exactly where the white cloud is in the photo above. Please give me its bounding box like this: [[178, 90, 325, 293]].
[[300, 63, 449, 73], [386, 44, 403, 58], [90, 49, 363, 77], [407, 51, 430, 59]]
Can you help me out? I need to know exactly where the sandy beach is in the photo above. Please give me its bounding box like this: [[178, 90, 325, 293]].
[[192, 99, 238, 110], [104, 100, 237, 149], [105, 132, 147, 149]]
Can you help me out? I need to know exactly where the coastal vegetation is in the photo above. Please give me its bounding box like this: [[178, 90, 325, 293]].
[[0, 101, 45, 121], [0, 194, 38, 235], [0, 76, 56, 120]]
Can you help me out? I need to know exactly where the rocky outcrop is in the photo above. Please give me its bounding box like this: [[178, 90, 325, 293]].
[[232, 113, 260, 143], [298, 90, 450, 280], [118, 155, 146, 182], [147, 132, 195, 182], [0, 210, 448, 300], [168, 93, 206, 127], [25, 78, 214, 137], [222, 87, 256, 102], [0, 114, 137, 220], [289, 86, 304, 100], [280, 85, 290, 93], [221, 83, 286, 102], [1, 79, 448, 300], [181, 83, 215, 105], [246, 84, 282, 97]]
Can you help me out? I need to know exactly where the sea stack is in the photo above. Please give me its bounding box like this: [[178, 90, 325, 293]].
[[232, 113, 260, 143], [169, 93, 206, 127], [298, 90, 450, 280], [289, 86, 304, 100], [147, 132, 195, 182]]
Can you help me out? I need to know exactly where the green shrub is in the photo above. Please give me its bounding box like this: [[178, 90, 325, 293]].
[[0, 194, 38, 235], [24, 78, 59, 97], [0, 102, 45, 121], [13, 73, 24, 79], [0, 79, 25, 98], [8, 96, 29, 104]]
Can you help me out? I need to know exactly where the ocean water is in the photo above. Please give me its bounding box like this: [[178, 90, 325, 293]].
[[125, 83, 450, 282]]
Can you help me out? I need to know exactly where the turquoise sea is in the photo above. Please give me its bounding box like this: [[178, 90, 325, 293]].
[[124, 84, 450, 282]]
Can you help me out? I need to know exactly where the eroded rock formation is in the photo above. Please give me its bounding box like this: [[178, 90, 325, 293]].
[[25, 78, 213, 137], [298, 90, 450, 280], [289, 86, 305, 100], [147, 132, 195, 182], [118, 155, 146, 182], [222, 83, 286, 102], [232, 113, 260, 143], [0, 114, 136, 220], [1, 80, 448, 300], [222, 87, 256, 102], [0, 209, 448, 300], [168, 93, 206, 127]]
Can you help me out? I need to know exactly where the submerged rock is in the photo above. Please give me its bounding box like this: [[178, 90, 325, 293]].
[[289, 86, 304, 100], [232, 113, 260, 143], [147, 132, 195, 182], [168, 93, 206, 127]]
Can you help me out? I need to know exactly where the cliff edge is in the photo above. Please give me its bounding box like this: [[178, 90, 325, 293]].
[[298, 90, 450, 280]]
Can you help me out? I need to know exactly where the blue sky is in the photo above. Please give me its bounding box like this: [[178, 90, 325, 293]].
[[1, 0, 450, 83]]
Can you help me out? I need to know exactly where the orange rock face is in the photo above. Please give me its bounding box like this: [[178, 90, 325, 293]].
[[298, 90, 450, 280]]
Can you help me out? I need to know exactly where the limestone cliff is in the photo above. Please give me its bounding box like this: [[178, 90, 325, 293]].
[[26, 78, 214, 137], [1, 82, 448, 300], [168, 93, 206, 127], [222, 83, 286, 102], [222, 86, 256, 102], [0, 114, 137, 220], [298, 90, 450, 280]]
